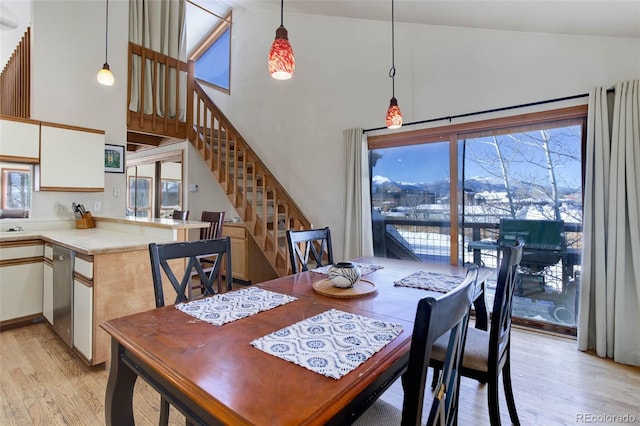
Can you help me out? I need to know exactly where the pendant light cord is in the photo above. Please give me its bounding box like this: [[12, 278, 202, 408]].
[[280, 0, 284, 27], [389, 0, 396, 97], [104, 0, 109, 63]]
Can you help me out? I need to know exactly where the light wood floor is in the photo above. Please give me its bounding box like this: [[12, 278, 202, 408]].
[[1, 322, 638, 425]]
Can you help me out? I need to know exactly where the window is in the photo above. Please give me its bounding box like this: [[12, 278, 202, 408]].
[[126, 150, 183, 218], [160, 179, 182, 218], [192, 17, 231, 93], [1, 165, 31, 215], [128, 177, 151, 218], [368, 106, 586, 333]]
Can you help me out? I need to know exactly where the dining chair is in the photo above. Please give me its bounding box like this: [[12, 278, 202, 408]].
[[149, 238, 233, 307], [148, 238, 233, 425], [430, 238, 525, 426], [353, 264, 479, 426], [191, 211, 226, 295], [171, 209, 190, 220], [285, 227, 334, 273]]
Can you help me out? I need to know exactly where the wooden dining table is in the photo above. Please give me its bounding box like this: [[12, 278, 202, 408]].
[[101, 256, 491, 426]]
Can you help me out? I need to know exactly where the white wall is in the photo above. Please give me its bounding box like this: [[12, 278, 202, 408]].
[[27, 0, 129, 220], [204, 9, 640, 260], [3, 3, 639, 258]]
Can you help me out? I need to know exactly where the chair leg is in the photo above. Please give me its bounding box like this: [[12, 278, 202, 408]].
[[487, 376, 501, 426], [431, 367, 440, 389], [159, 396, 170, 426], [502, 359, 520, 426]]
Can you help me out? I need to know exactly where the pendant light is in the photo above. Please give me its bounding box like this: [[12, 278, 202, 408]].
[[97, 0, 115, 86], [385, 0, 402, 129], [268, 0, 295, 80]]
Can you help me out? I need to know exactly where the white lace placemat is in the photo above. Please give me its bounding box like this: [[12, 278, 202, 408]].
[[393, 271, 464, 293], [311, 262, 384, 276], [175, 287, 297, 326], [250, 308, 403, 380]]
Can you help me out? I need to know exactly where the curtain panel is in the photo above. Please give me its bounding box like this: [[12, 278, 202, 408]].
[[129, 0, 187, 121], [578, 80, 640, 366], [343, 128, 374, 259]]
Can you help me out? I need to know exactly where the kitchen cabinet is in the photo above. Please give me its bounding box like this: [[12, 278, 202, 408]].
[[72, 253, 93, 362], [0, 115, 40, 162], [38, 122, 105, 192], [0, 219, 208, 365], [0, 240, 44, 328], [222, 223, 277, 285], [73, 276, 93, 361], [43, 244, 53, 324]]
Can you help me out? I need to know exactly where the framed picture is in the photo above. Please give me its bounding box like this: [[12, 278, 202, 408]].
[[105, 144, 125, 173]]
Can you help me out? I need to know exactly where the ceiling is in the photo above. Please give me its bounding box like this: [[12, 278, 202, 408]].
[[227, 0, 640, 39]]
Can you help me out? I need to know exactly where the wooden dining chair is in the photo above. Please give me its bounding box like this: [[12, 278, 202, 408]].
[[148, 238, 233, 425], [190, 211, 226, 295], [171, 209, 190, 220], [149, 238, 233, 307], [430, 238, 525, 426], [354, 264, 479, 425], [285, 227, 334, 273]]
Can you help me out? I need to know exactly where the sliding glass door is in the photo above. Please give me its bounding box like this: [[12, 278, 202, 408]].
[[368, 106, 585, 333]]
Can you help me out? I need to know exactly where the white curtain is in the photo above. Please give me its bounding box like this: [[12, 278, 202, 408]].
[[129, 0, 187, 121], [578, 80, 640, 366], [343, 128, 374, 259]]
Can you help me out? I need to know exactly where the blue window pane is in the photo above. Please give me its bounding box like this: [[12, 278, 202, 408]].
[[195, 27, 230, 90]]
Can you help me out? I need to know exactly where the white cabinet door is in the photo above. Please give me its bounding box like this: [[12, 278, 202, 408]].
[[0, 243, 44, 322], [39, 123, 105, 191], [43, 262, 53, 324], [0, 116, 40, 162], [73, 279, 93, 360], [0, 262, 44, 321]]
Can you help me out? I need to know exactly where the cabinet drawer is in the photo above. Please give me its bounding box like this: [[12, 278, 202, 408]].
[[0, 242, 43, 260], [44, 244, 53, 260], [223, 225, 246, 240], [75, 256, 93, 279]]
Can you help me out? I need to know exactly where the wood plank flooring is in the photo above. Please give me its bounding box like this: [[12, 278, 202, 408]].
[[1, 322, 638, 425]]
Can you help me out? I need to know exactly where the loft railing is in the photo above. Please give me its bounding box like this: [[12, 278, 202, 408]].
[[0, 28, 30, 118], [127, 42, 189, 139], [127, 42, 312, 276]]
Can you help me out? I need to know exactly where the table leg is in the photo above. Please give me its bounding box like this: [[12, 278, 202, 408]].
[[105, 339, 138, 426]]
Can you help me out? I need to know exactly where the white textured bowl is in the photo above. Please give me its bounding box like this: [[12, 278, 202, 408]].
[[328, 262, 361, 288]]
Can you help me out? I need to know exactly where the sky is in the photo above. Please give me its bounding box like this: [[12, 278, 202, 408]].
[[371, 126, 583, 189]]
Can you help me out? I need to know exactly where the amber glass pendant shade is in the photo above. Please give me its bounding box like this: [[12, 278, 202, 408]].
[[386, 97, 403, 129], [269, 26, 295, 80]]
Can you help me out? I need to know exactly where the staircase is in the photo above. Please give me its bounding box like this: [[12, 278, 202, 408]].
[[127, 43, 312, 277]]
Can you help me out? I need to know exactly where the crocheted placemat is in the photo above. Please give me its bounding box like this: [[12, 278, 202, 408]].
[[251, 308, 403, 379], [393, 271, 464, 293], [176, 287, 297, 326]]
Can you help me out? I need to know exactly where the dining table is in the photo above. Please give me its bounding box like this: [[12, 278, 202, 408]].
[[101, 256, 492, 426]]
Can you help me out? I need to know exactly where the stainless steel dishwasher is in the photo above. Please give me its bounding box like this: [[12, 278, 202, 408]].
[[52, 245, 74, 347]]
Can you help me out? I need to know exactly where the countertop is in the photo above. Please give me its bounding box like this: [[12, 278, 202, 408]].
[[0, 228, 173, 255], [0, 216, 211, 255]]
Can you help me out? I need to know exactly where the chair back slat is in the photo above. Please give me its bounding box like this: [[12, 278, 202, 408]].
[[171, 210, 190, 220], [200, 211, 225, 240], [489, 238, 525, 372], [403, 265, 478, 426], [149, 238, 232, 307], [285, 227, 334, 273]]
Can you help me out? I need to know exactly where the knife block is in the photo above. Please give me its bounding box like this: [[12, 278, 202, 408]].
[[76, 212, 96, 229]]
